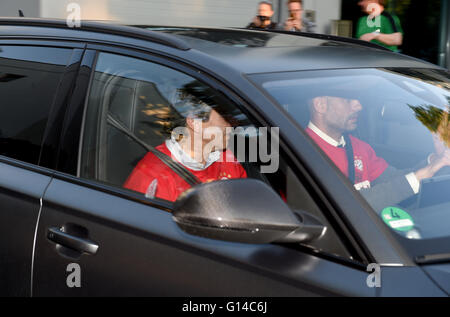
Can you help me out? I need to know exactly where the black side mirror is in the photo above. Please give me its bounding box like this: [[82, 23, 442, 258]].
[[172, 179, 326, 244]]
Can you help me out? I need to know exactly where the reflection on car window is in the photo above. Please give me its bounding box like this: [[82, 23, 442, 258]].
[[80, 52, 253, 202], [79, 52, 355, 261], [143, 27, 329, 48], [0, 46, 71, 164], [253, 68, 450, 242]]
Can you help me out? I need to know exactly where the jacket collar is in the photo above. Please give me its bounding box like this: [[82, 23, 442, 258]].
[[308, 122, 346, 147]]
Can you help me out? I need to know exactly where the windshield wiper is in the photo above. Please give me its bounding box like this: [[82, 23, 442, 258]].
[[415, 253, 450, 265]]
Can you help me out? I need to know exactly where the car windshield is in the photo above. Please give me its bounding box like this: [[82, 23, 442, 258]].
[[250, 68, 450, 255]]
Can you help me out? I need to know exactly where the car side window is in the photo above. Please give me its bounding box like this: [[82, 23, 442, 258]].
[[80, 52, 353, 261], [0, 45, 72, 165], [80, 52, 252, 196]]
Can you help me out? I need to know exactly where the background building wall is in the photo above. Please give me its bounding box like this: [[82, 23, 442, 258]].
[[41, 0, 115, 21], [39, 0, 270, 27], [279, 0, 342, 34]]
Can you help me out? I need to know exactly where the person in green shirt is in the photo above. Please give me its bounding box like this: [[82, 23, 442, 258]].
[[356, 0, 403, 52]]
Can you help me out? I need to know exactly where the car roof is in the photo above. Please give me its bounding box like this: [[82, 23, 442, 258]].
[[145, 26, 440, 73], [0, 18, 440, 74]]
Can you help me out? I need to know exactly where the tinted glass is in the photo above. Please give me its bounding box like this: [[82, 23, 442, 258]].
[[0, 46, 71, 164], [144, 26, 334, 48], [251, 68, 450, 249], [80, 52, 251, 198]]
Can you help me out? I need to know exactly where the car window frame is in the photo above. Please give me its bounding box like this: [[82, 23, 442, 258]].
[[75, 45, 271, 209], [247, 69, 428, 266], [0, 39, 85, 171]]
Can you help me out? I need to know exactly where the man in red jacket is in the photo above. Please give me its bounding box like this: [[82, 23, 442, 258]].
[[124, 101, 247, 202]]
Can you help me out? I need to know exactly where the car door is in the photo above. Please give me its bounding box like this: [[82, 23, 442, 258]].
[[32, 45, 377, 296], [0, 41, 83, 296]]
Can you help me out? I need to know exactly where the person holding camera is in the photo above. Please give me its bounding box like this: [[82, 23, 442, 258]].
[[246, 1, 279, 30], [283, 0, 315, 32]]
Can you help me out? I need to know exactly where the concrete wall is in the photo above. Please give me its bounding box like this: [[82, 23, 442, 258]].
[[0, 0, 40, 18], [39, 0, 271, 27], [41, 0, 113, 21]]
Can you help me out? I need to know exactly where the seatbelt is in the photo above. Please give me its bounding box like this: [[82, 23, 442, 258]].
[[107, 114, 201, 187], [343, 133, 355, 185]]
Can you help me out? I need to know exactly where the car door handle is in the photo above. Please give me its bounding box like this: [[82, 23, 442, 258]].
[[47, 227, 99, 255]]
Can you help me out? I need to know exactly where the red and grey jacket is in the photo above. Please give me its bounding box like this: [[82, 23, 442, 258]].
[[124, 142, 247, 202]]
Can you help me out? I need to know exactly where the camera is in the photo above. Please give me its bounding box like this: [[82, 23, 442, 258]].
[[257, 15, 270, 22]]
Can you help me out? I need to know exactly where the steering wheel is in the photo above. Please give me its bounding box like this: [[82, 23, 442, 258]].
[[400, 166, 450, 210]]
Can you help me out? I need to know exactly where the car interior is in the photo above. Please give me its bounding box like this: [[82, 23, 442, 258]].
[[75, 69, 356, 259], [80, 71, 278, 192]]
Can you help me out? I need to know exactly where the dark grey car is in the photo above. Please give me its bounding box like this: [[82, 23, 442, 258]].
[[0, 18, 449, 297]]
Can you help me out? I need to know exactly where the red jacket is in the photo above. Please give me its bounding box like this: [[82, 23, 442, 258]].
[[123, 143, 247, 202]]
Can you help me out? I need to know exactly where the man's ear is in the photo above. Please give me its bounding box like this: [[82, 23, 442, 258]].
[[186, 116, 194, 130], [312, 97, 328, 114]]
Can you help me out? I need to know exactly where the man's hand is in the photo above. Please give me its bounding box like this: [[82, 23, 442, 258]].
[[252, 16, 262, 27], [415, 149, 450, 181], [284, 18, 301, 31], [359, 32, 378, 42]]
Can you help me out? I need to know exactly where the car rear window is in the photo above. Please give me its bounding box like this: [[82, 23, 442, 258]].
[[0, 45, 72, 165]]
